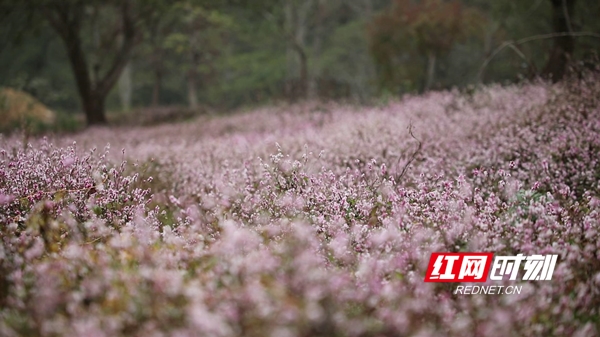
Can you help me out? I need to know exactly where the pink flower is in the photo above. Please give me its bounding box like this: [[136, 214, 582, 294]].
[[0, 193, 14, 205]]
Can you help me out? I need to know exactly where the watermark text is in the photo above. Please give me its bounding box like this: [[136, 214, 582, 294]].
[[454, 285, 522, 295]]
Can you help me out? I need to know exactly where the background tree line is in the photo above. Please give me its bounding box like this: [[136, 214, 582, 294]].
[[0, 0, 599, 126]]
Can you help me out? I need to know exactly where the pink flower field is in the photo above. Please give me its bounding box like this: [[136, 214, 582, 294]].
[[1, 71, 600, 336]]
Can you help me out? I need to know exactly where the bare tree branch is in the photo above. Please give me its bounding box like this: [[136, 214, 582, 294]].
[[506, 43, 538, 74], [96, 0, 138, 97], [562, 0, 574, 34], [395, 122, 422, 183], [478, 32, 600, 81]]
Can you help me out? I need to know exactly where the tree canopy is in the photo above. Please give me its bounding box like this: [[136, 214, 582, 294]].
[[1, 0, 599, 125]]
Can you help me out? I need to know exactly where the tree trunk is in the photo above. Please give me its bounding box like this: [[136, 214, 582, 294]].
[[296, 0, 312, 100], [283, 0, 313, 101], [42, 1, 137, 126], [284, 0, 297, 100], [63, 31, 108, 125], [297, 45, 308, 99], [479, 22, 500, 84], [152, 69, 162, 107], [424, 52, 436, 91], [542, 0, 576, 82], [187, 73, 198, 109], [118, 62, 132, 111], [308, 0, 325, 100], [83, 94, 107, 125]]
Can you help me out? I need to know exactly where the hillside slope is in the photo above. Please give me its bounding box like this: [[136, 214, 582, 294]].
[[1, 72, 599, 337]]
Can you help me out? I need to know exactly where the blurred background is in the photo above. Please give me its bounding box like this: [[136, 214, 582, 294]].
[[0, 0, 599, 129]]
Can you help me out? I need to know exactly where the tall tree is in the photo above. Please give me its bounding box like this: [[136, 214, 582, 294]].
[[238, 0, 316, 101], [542, 0, 576, 81], [117, 62, 132, 111], [163, 4, 232, 109], [39, 0, 142, 125], [283, 0, 313, 100], [369, 0, 481, 92], [137, 2, 181, 107]]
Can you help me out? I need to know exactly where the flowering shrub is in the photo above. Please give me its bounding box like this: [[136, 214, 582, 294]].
[[1, 70, 599, 336]]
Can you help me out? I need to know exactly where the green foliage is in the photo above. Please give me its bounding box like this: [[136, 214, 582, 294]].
[[1, 0, 599, 118], [213, 50, 287, 107], [369, 0, 486, 92], [319, 19, 375, 102]]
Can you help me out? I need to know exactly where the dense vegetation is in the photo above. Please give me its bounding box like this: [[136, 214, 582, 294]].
[[1, 0, 599, 124], [1, 69, 599, 336]]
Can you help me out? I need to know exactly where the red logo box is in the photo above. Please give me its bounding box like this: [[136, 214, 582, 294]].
[[424, 252, 494, 282]]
